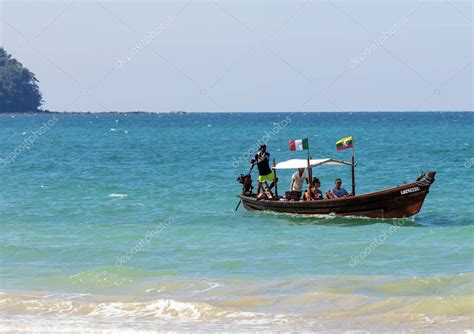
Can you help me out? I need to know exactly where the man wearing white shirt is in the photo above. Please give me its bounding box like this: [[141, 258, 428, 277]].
[[290, 168, 308, 199]]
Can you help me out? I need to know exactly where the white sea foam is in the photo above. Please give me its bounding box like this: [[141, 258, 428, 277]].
[[1, 276, 472, 333], [0, 298, 294, 332], [108, 193, 128, 198], [86, 299, 210, 320], [191, 282, 220, 294]]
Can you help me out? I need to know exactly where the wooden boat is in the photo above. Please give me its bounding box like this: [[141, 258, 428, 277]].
[[238, 158, 436, 219]]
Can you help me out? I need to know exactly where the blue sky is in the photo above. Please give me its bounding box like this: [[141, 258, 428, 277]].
[[1, 0, 472, 112]]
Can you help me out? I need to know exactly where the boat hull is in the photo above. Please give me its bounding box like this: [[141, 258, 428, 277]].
[[239, 172, 436, 219]]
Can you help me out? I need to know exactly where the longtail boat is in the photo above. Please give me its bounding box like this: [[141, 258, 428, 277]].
[[238, 158, 435, 219]]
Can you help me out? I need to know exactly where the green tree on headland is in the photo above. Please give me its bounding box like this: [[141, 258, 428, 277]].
[[0, 47, 43, 112]]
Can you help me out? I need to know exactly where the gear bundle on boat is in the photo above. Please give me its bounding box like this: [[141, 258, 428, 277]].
[[235, 136, 435, 219]]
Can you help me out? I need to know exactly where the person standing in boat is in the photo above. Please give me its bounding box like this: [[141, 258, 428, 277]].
[[250, 144, 275, 194], [290, 168, 308, 199]]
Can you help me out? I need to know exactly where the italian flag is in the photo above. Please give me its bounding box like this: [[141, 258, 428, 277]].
[[289, 138, 308, 151], [336, 136, 353, 151]]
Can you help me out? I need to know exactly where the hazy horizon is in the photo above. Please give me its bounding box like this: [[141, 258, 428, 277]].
[[1, 0, 472, 112]]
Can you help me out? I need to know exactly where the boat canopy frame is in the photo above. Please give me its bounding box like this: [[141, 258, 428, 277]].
[[273, 158, 354, 170], [271, 157, 356, 197]]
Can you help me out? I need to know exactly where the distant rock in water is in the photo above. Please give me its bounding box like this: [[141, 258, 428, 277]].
[[169, 111, 187, 115], [0, 47, 44, 113]]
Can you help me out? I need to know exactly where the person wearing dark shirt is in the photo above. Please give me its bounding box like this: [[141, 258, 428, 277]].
[[331, 178, 349, 198], [250, 144, 275, 194]]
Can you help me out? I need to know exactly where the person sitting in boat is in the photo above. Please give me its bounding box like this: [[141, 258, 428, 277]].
[[250, 144, 276, 194], [290, 168, 308, 199], [329, 178, 350, 198], [304, 177, 323, 201]]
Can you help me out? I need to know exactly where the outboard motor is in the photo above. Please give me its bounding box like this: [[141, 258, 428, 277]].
[[237, 174, 253, 195]]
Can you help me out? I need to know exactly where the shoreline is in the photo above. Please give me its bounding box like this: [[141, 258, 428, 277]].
[[1, 272, 472, 333]]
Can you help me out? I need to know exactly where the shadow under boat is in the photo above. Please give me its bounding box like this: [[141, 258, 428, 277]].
[[260, 212, 425, 227]]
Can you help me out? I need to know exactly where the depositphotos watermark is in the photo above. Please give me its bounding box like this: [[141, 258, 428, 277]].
[[232, 116, 292, 168], [115, 16, 175, 69], [349, 16, 408, 68], [465, 158, 473, 169], [0, 116, 58, 168], [115, 216, 174, 267], [349, 219, 407, 267]]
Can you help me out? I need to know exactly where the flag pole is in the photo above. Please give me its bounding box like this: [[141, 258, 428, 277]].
[[307, 140, 312, 193], [273, 158, 278, 198], [351, 137, 356, 196]]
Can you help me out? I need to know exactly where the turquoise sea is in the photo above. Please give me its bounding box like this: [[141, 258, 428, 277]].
[[0, 112, 473, 332]]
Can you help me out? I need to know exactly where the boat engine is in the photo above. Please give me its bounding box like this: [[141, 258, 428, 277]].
[[237, 174, 253, 195]]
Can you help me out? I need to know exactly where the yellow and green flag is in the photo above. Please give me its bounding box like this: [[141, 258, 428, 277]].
[[336, 136, 353, 151]]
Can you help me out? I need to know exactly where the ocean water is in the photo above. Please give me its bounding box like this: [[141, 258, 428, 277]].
[[0, 112, 473, 332]]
